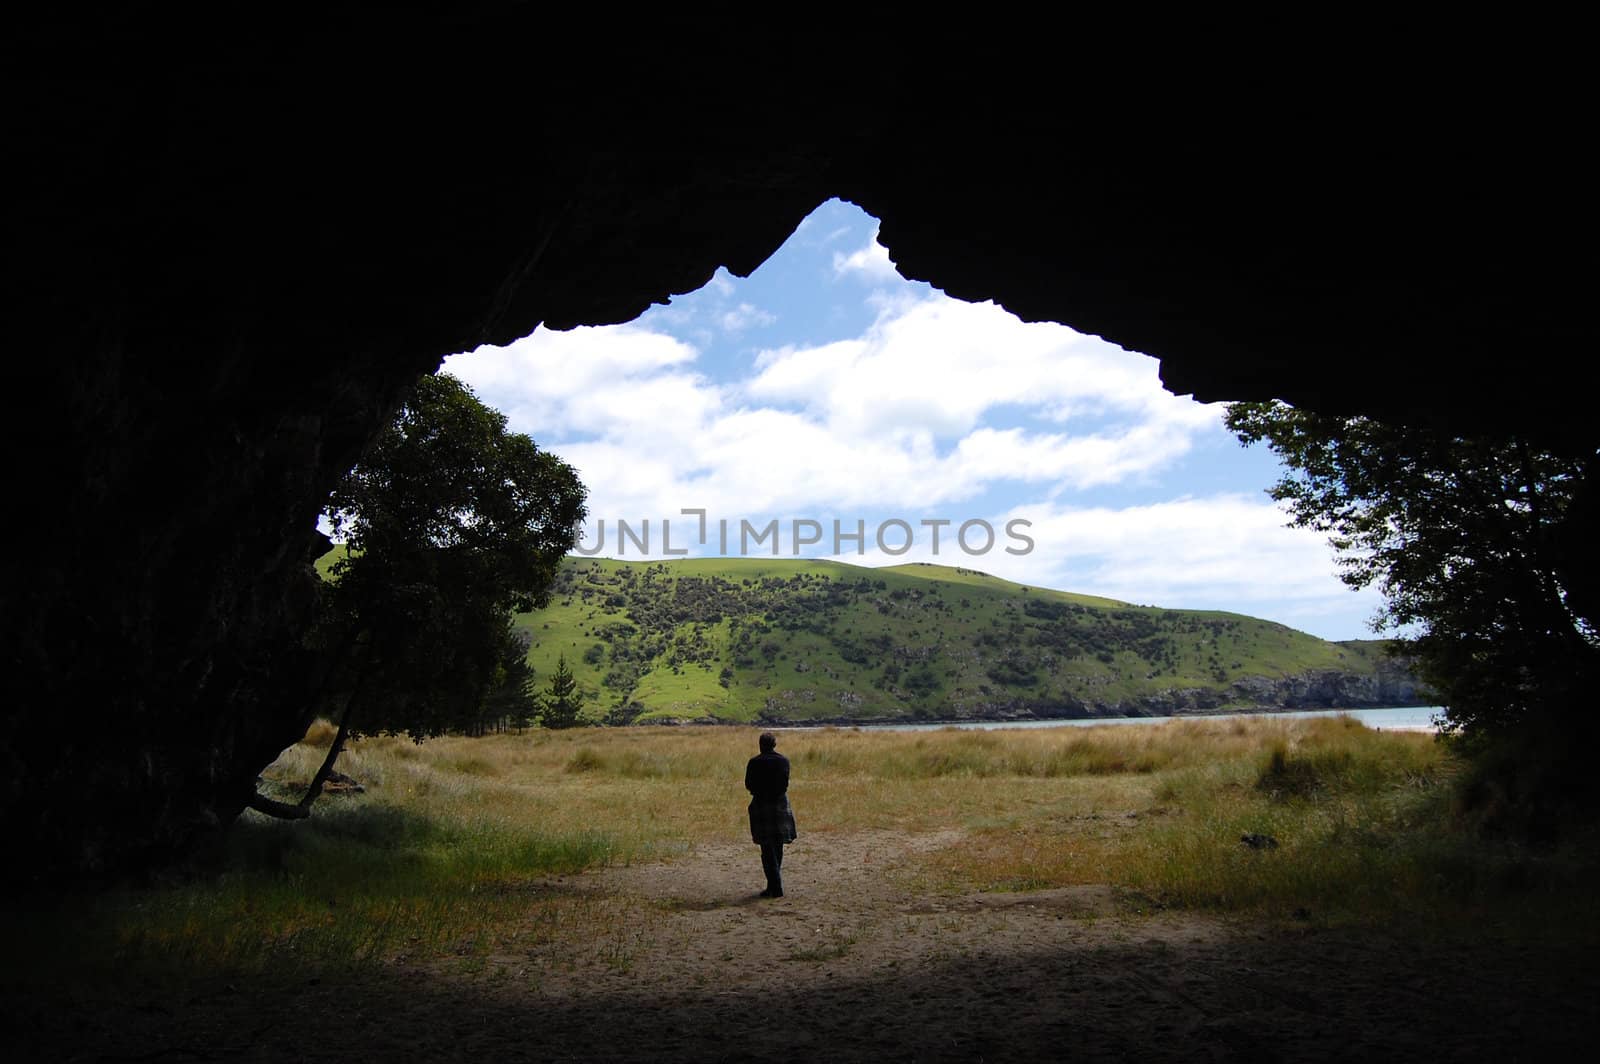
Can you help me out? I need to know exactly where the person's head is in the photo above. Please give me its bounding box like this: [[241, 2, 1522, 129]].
[[759, 731, 777, 753]]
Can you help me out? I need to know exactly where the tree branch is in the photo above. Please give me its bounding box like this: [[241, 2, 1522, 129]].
[[247, 791, 311, 820], [295, 707, 355, 812], [248, 647, 368, 821]]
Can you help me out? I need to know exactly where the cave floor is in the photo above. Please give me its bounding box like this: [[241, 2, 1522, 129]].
[[6, 829, 1595, 1062]]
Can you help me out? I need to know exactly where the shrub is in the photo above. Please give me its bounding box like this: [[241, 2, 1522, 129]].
[[565, 747, 605, 773]]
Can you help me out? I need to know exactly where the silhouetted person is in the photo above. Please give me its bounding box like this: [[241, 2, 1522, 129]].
[[745, 731, 797, 897]]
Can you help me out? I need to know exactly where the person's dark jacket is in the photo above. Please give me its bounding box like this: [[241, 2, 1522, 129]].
[[745, 750, 790, 801], [745, 749, 796, 846]]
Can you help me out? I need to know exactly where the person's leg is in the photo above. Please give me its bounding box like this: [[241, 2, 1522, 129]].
[[759, 841, 783, 896], [764, 844, 784, 889]]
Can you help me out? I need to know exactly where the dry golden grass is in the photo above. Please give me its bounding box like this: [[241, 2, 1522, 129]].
[[264, 719, 1366, 839], [263, 718, 1458, 881], [300, 717, 340, 748], [19, 715, 1592, 990]]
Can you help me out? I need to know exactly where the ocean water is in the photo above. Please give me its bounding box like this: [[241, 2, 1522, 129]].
[[846, 705, 1445, 733]]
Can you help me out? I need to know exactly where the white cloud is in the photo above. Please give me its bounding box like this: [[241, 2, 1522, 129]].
[[445, 324, 704, 440], [720, 302, 776, 333], [1012, 496, 1362, 606], [748, 293, 1217, 444], [832, 494, 1386, 638], [831, 230, 902, 282], [445, 292, 1224, 522], [945, 423, 1207, 490]]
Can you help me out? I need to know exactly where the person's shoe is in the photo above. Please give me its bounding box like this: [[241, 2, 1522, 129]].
[[769, 889, 783, 898], [759, 888, 774, 897]]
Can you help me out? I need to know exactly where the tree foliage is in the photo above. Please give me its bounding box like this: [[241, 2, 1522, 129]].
[[1225, 400, 1598, 741], [250, 373, 582, 819], [539, 653, 583, 729], [319, 372, 587, 741]]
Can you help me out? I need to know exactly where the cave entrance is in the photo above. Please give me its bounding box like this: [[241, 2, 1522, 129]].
[[442, 199, 1375, 643]]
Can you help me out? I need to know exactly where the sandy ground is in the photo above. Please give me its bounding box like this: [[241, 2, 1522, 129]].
[[6, 829, 1597, 1062]]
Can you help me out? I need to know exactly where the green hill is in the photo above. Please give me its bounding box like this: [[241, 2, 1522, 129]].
[[514, 558, 1427, 725]]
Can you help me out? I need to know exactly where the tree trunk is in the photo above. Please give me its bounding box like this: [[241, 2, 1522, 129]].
[[295, 710, 355, 811], [247, 652, 368, 821], [246, 791, 311, 820]]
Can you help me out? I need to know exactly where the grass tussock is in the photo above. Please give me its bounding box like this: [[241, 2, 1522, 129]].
[[302, 717, 340, 747], [925, 716, 1596, 928]]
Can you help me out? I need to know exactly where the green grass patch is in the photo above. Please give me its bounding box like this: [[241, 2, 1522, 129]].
[[513, 556, 1413, 723], [143, 804, 612, 970]]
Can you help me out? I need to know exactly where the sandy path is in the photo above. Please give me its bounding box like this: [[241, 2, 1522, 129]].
[[6, 830, 1596, 1061], [467, 830, 1593, 1061], [515, 828, 1169, 1000]]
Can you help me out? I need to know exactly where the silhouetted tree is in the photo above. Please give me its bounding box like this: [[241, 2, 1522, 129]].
[[250, 373, 584, 818], [1225, 400, 1598, 743]]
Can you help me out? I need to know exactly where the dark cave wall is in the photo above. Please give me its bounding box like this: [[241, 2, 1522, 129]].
[[5, 12, 1596, 876], [6, 14, 846, 874]]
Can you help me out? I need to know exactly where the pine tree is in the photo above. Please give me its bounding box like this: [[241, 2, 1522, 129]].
[[540, 654, 584, 729]]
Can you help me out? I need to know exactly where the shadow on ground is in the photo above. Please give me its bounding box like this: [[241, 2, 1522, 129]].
[[6, 922, 1594, 1062]]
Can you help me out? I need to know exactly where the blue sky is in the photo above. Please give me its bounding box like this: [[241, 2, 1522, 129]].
[[443, 199, 1384, 641]]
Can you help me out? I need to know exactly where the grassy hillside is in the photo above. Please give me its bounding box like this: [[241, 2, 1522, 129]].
[[514, 558, 1420, 725]]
